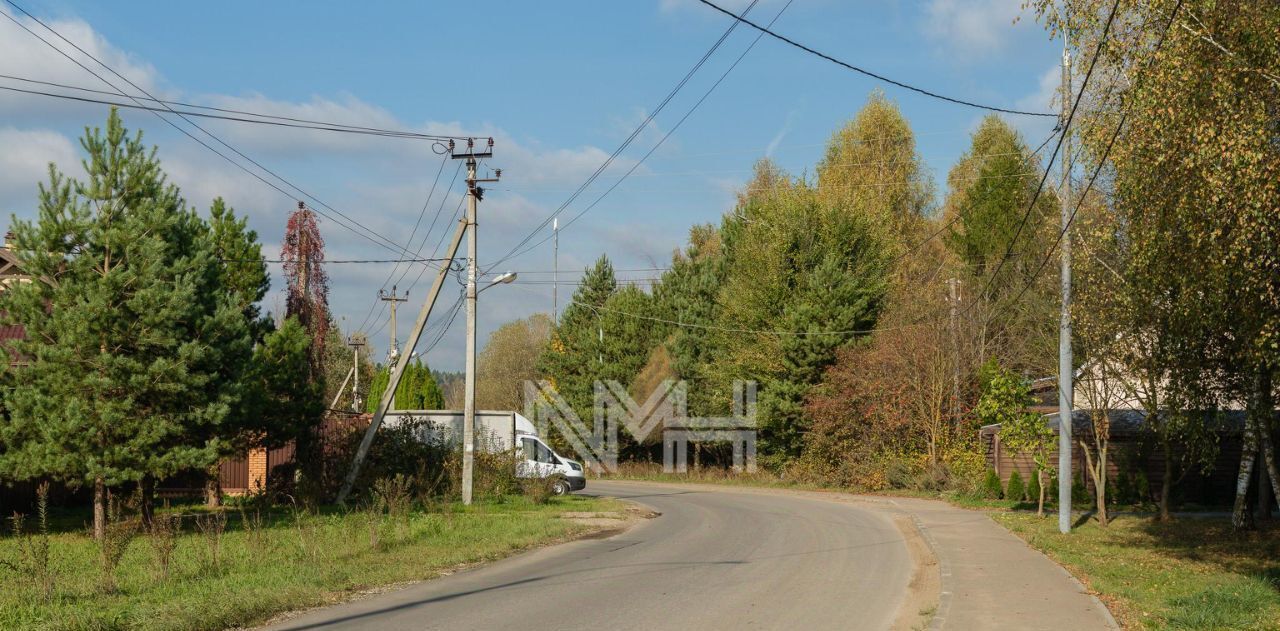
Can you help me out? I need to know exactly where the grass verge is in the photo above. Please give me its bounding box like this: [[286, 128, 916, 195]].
[[0, 494, 622, 630], [992, 512, 1280, 630]]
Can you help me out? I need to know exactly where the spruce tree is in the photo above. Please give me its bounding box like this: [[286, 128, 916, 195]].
[[0, 110, 252, 537], [538, 256, 617, 425]]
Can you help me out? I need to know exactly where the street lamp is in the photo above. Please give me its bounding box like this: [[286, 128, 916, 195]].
[[480, 271, 517, 293]]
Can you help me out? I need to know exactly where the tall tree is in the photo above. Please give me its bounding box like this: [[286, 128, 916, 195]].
[[281, 202, 329, 371], [816, 90, 932, 241], [0, 110, 252, 537], [477, 313, 553, 411], [943, 116, 1058, 376], [1030, 0, 1280, 525], [538, 256, 618, 426], [198, 198, 272, 505], [713, 181, 891, 462], [366, 359, 444, 411]]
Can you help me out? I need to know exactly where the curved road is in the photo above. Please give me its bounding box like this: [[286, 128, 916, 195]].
[[266, 481, 915, 630]]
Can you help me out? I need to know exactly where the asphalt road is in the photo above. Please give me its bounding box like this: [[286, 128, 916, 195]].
[[265, 481, 914, 631]]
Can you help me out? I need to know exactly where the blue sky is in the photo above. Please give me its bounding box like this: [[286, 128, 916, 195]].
[[0, 0, 1063, 371]]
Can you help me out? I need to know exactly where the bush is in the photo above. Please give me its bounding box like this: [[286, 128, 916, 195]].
[[1006, 470, 1026, 502], [1072, 471, 1091, 505], [1135, 471, 1151, 504], [1026, 468, 1042, 503], [983, 469, 1004, 499], [520, 477, 555, 505]]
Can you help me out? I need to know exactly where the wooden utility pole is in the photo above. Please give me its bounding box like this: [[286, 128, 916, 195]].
[[1058, 47, 1075, 534], [453, 138, 498, 506], [379, 285, 408, 363]]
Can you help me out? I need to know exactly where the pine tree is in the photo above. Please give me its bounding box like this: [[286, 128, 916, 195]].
[[0, 110, 253, 537]]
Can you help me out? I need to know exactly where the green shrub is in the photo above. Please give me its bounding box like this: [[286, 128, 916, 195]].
[[1135, 471, 1150, 504], [1072, 471, 1090, 505], [1006, 470, 1026, 502], [1026, 468, 1042, 503], [1115, 469, 1134, 504], [982, 469, 1003, 499]]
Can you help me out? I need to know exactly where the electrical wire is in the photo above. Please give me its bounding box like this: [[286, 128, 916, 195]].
[[998, 0, 1186, 313], [1, 1, 439, 263], [486, 0, 763, 269], [964, 0, 1125, 313], [0, 72, 471, 140], [0, 83, 461, 141], [490, 0, 794, 270], [696, 0, 1056, 118]]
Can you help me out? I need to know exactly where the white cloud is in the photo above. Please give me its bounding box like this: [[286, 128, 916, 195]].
[[0, 8, 164, 121], [0, 7, 681, 371], [1017, 63, 1061, 113], [0, 127, 79, 213], [923, 0, 1027, 57]]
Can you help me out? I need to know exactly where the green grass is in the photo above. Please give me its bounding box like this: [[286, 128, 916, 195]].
[[0, 495, 622, 630], [993, 512, 1280, 630]]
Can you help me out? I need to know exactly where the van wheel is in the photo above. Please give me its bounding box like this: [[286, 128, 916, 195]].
[[551, 477, 571, 496]]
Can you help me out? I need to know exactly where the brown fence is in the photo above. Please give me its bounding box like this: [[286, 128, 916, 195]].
[[981, 409, 1251, 505]]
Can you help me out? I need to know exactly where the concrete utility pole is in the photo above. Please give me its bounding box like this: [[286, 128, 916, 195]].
[[337, 137, 496, 506], [1058, 47, 1074, 535], [454, 139, 498, 506], [552, 216, 559, 320], [379, 285, 408, 363], [347, 335, 366, 412]]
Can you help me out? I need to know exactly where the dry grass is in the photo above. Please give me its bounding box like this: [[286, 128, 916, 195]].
[[0, 494, 621, 630]]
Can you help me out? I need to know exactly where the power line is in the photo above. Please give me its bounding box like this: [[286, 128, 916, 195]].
[[354, 163, 465, 334], [225, 257, 454, 264], [1, 1, 444, 263], [0, 73, 472, 140], [0, 82, 461, 142], [1000, 0, 1186, 313], [886, 128, 1060, 268], [490, 0, 795, 270], [499, 169, 1047, 195], [965, 0, 1125, 312], [696, 0, 1057, 118], [486, 0, 764, 269]]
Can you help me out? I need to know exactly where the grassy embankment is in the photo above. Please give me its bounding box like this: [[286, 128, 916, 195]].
[[994, 513, 1280, 630], [0, 494, 623, 630]]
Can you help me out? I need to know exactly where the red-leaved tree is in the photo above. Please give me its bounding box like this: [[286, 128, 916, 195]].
[[281, 202, 329, 371]]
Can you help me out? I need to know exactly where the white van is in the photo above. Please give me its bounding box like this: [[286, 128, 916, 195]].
[[384, 410, 586, 495]]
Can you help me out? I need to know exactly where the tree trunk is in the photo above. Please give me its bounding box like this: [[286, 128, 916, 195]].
[[1257, 458, 1272, 522], [1097, 447, 1108, 527], [140, 475, 155, 529], [1232, 366, 1268, 529], [1256, 370, 1280, 518], [1036, 468, 1046, 517], [1080, 440, 1108, 526], [1159, 430, 1173, 522], [205, 463, 222, 508], [93, 477, 107, 540]]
